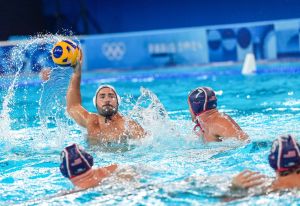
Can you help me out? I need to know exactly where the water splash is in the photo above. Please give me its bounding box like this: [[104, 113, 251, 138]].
[[129, 87, 169, 125], [123, 87, 196, 148], [0, 34, 78, 151], [36, 66, 73, 146], [0, 45, 25, 136]]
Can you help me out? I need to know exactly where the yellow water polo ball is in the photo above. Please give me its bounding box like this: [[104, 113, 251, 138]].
[[51, 40, 82, 67]]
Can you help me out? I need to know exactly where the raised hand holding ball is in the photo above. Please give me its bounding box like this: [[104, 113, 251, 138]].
[[51, 40, 82, 67]]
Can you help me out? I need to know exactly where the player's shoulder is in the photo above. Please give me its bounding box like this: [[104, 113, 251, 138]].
[[87, 112, 100, 121]]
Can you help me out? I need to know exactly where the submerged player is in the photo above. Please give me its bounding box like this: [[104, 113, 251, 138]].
[[232, 135, 300, 192], [188, 87, 248, 142], [66, 60, 145, 143]]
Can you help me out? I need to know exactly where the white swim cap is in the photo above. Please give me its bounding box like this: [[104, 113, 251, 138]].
[[93, 85, 121, 108]]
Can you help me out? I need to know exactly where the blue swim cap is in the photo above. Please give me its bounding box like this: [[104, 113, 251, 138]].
[[268, 135, 300, 172], [188, 87, 217, 115], [60, 144, 94, 179]]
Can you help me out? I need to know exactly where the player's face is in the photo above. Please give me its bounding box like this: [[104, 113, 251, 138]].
[[96, 88, 118, 117]]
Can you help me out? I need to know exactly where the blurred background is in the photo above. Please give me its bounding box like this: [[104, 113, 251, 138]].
[[1, 0, 300, 40], [1, 0, 300, 73], [2, 2, 300, 205]]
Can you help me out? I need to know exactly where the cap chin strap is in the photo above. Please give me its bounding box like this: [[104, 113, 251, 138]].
[[193, 119, 204, 135], [188, 98, 206, 136], [192, 108, 216, 136]]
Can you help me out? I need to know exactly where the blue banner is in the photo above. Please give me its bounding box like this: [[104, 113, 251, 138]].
[[81, 28, 208, 70], [0, 18, 300, 73]]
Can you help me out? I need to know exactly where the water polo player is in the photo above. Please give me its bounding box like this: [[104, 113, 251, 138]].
[[232, 135, 300, 192], [66, 59, 145, 143], [60, 143, 118, 189], [187, 86, 248, 142]]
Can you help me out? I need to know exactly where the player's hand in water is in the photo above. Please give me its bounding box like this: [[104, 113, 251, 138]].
[[40, 68, 51, 81], [231, 170, 265, 189]]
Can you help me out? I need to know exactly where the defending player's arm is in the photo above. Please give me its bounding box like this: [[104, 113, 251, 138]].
[[95, 164, 118, 177], [66, 62, 90, 128]]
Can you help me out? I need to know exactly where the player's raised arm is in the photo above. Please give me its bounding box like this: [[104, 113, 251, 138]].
[[66, 61, 90, 128]]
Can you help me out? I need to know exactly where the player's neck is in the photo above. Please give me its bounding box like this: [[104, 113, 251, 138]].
[[272, 173, 300, 190]]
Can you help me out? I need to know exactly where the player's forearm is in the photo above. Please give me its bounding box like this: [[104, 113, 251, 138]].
[[67, 65, 82, 109]]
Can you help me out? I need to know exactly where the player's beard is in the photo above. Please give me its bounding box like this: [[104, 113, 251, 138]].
[[97, 104, 118, 119]]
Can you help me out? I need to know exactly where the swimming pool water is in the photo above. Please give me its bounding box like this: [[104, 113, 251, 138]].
[[1, 60, 300, 205]]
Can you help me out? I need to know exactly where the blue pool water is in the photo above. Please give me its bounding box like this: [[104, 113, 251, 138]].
[[1, 40, 300, 205]]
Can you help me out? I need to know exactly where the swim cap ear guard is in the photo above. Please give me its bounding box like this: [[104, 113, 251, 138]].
[[188, 87, 217, 116], [60, 144, 94, 179], [93, 85, 121, 108], [268, 135, 300, 172]]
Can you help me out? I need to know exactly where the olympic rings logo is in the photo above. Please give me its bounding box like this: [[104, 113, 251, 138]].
[[101, 42, 126, 61]]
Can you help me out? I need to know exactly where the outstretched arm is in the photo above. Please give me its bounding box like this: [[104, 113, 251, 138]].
[[66, 62, 90, 128], [95, 164, 136, 181], [94, 164, 118, 179]]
